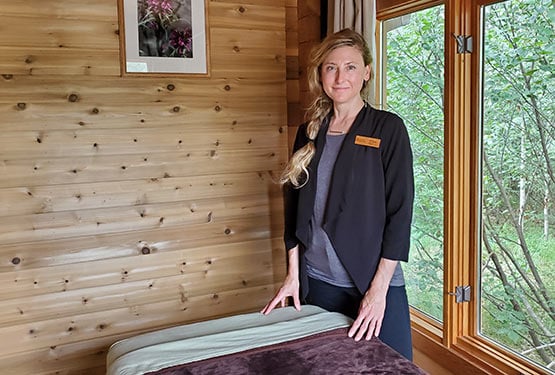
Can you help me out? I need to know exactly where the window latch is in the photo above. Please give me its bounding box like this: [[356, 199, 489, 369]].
[[448, 285, 471, 303], [453, 34, 473, 54]]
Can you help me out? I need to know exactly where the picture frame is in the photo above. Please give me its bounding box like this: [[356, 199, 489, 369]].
[[118, 0, 209, 76]]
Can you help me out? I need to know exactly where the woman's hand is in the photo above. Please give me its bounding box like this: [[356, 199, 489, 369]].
[[348, 284, 387, 340], [260, 274, 301, 315], [260, 245, 302, 315], [348, 258, 398, 341]]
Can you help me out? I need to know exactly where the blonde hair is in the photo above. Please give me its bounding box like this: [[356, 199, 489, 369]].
[[279, 28, 373, 187]]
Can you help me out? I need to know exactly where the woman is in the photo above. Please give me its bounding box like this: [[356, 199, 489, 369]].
[[261, 28, 414, 360]]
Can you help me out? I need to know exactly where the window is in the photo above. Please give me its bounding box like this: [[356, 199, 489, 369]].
[[380, 5, 445, 322], [479, 0, 554, 370], [378, 0, 554, 373]]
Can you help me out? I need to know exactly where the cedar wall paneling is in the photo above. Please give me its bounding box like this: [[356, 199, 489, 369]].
[[288, 0, 321, 147], [0, 0, 292, 373]]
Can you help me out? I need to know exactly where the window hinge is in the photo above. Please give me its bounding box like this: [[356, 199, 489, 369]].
[[449, 285, 471, 303], [454, 34, 473, 54]]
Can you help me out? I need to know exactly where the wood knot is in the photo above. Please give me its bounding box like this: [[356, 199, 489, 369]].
[[17, 102, 26, 110], [141, 246, 151, 255], [11, 257, 21, 265], [24, 56, 34, 64], [224, 85, 231, 91], [224, 228, 231, 235], [214, 105, 221, 112], [167, 84, 175, 91], [238, 6, 245, 13], [233, 46, 240, 53], [91, 108, 100, 114], [68, 93, 79, 102], [172, 106, 180, 112], [2, 74, 13, 80]]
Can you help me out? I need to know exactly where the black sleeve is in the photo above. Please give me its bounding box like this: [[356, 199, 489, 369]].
[[380, 114, 415, 261]]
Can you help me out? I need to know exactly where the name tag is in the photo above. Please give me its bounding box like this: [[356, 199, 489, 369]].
[[355, 135, 381, 148]]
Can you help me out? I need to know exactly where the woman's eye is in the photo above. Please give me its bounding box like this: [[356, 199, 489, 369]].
[[347, 65, 356, 71], [325, 66, 336, 72]]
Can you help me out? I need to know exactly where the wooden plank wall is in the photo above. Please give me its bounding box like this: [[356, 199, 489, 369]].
[[0, 0, 294, 373], [289, 0, 321, 145]]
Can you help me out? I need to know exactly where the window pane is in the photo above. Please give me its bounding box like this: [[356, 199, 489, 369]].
[[383, 5, 445, 322], [479, 0, 555, 370]]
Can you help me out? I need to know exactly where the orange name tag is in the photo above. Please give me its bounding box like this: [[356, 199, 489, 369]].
[[355, 135, 381, 148]]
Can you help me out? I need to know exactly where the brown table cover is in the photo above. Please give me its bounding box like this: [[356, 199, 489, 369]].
[[146, 327, 428, 375]]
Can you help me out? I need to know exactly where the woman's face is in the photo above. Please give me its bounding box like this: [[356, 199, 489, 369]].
[[320, 46, 370, 106]]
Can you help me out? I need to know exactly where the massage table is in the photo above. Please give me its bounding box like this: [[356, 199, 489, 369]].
[[107, 305, 427, 374]]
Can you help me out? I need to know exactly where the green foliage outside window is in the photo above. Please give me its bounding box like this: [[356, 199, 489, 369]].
[[385, 5, 445, 322], [384, 0, 554, 370], [480, 0, 554, 369]]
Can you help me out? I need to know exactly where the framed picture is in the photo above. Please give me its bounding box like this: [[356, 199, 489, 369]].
[[118, 0, 209, 75]]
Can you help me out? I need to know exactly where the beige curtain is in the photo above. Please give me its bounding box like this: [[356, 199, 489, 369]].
[[327, 0, 377, 104]]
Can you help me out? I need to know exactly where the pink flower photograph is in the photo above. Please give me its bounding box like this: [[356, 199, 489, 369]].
[[137, 0, 193, 58]]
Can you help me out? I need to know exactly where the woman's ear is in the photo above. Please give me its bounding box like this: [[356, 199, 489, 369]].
[[364, 64, 371, 81]]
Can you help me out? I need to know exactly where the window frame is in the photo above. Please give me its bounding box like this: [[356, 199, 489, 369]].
[[376, 1, 552, 374]]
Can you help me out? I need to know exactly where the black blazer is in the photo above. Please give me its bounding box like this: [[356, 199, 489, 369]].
[[283, 104, 414, 297]]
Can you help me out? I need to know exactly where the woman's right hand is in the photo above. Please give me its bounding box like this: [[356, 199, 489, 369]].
[[260, 274, 301, 315], [260, 245, 302, 315]]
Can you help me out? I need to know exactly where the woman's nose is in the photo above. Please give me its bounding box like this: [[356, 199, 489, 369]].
[[335, 69, 344, 82]]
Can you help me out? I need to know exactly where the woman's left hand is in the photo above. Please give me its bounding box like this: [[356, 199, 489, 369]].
[[347, 284, 387, 341]]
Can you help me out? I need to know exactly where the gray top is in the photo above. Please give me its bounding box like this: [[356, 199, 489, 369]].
[[305, 133, 355, 287]]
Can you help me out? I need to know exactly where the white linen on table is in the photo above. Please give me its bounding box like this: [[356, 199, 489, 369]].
[[106, 305, 353, 375]]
